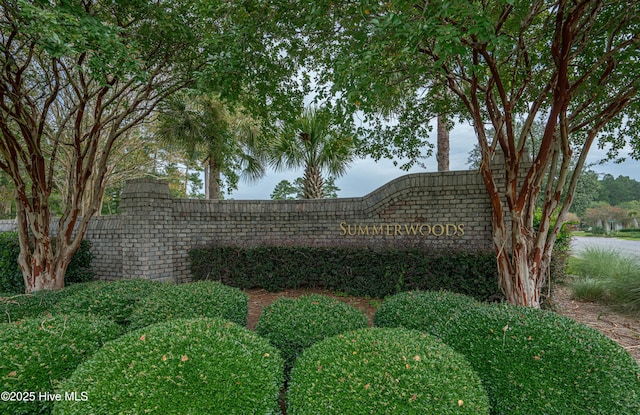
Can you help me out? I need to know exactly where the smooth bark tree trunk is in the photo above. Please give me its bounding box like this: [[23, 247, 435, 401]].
[[436, 114, 450, 172]]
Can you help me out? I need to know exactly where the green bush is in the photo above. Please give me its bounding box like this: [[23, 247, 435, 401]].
[[0, 232, 22, 294], [51, 279, 162, 327], [189, 245, 501, 300], [53, 318, 283, 415], [287, 327, 489, 415], [0, 232, 95, 294], [0, 314, 122, 415], [0, 283, 99, 323], [373, 290, 481, 332], [256, 294, 368, 371], [127, 281, 248, 330], [391, 302, 640, 415]]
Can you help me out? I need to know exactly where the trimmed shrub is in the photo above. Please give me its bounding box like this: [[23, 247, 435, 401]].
[[373, 290, 480, 332], [376, 291, 640, 414], [287, 327, 489, 415], [53, 318, 283, 415], [0, 232, 95, 294], [0, 314, 122, 415], [0, 283, 97, 323], [256, 294, 368, 371], [127, 281, 248, 330], [51, 279, 161, 327], [189, 245, 501, 301], [431, 304, 640, 414]]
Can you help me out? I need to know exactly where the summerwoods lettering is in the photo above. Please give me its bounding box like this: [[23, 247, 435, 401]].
[[339, 222, 465, 237]]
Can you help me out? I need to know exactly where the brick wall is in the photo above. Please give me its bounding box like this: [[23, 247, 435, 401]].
[[0, 166, 515, 283]]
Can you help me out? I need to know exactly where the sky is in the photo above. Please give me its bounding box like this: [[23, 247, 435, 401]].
[[228, 121, 640, 200]]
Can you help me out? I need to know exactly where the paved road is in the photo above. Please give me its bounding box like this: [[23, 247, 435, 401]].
[[571, 236, 640, 257]]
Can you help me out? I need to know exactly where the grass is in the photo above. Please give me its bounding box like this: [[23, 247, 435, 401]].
[[568, 246, 640, 313]]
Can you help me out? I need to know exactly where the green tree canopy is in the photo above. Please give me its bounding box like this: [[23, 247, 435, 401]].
[[0, 0, 301, 292], [269, 106, 355, 199], [267, 0, 640, 307]]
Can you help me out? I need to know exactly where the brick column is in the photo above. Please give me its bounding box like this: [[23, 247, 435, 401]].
[[120, 178, 175, 282]]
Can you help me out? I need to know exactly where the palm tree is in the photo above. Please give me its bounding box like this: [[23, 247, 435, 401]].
[[154, 92, 266, 199], [269, 106, 354, 199]]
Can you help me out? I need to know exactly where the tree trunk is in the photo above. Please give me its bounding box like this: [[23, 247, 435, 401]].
[[303, 164, 324, 199], [207, 157, 221, 200], [436, 114, 450, 172]]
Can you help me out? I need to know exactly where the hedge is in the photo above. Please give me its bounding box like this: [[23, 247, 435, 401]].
[[189, 245, 501, 300], [375, 294, 640, 415], [256, 294, 368, 371], [0, 314, 122, 415], [53, 318, 283, 415], [287, 327, 489, 415], [127, 281, 248, 330], [0, 232, 95, 294]]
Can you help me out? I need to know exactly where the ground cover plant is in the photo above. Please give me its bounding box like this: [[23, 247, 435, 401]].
[[51, 279, 162, 328], [0, 314, 122, 415], [375, 292, 640, 414], [287, 327, 489, 415], [568, 247, 640, 313], [53, 318, 283, 415], [256, 294, 368, 371], [127, 280, 248, 330]]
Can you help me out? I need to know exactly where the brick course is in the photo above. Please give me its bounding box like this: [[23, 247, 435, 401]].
[[0, 163, 523, 283]]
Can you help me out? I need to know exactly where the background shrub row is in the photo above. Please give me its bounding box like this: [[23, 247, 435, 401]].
[[189, 245, 501, 300], [0, 232, 95, 294]]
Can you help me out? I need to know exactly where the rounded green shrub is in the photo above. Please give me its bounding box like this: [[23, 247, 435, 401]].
[[256, 294, 368, 370], [0, 283, 97, 323], [373, 290, 480, 334], [287, 327, 489, 415], [436, 304, 640, 415], [0, 314, 122, 415], [51, 279, 161, 327], [53, 318, 283, 415], [127, 281, 248, 330]]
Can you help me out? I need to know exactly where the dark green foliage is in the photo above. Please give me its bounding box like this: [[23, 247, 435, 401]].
[[53, 318, 283, 415], [64, 240, 95, 285], [0, 232, 22, 294], [0, 232, 95, 294], [189, 245, 501, 300], [51, 279, 161, 327], [375, 295, 640, 414], [256, 294, 368, 371], [287, 327, 489, 415], [373, 290, 481, 331], [0, 314, 122, 415], [127, 281, 248, 330]]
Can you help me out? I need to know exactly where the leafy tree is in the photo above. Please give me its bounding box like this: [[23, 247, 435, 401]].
[[154, 92, 267, 200], [270, 177, 340, 200], [0, 0, 298, 292], [597, 174, 640, 206], [272, 0, 640, 307], [269, 106, 354, 199]]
